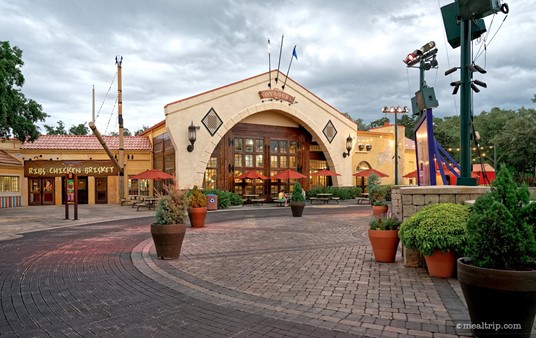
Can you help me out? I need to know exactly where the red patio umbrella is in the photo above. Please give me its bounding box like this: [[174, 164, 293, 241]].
[[236, 170, 268, 180], [403, 170, 418, 178], [131, 169, 175, 180], [352, 168, 389, 178], [271, 168, 307, 180], [310, 169, 341, 177]]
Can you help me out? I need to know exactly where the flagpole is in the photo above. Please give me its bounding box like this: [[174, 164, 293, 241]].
[[275, 35, 284, 83], [282, 45, 297, 91], [268, 38, 272, 88]]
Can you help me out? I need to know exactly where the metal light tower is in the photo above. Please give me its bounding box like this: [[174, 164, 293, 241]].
[[441, 0, 508, 185], [382, 106, 410, 185]]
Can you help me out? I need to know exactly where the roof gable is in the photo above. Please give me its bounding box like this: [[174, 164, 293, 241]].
[[0, 150, 21, 166]]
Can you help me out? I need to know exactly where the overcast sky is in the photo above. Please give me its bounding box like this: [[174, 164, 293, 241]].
[[2, 0, 534, 135]]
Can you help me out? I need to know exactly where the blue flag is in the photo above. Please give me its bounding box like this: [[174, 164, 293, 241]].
[[292, 46, 298, 60]]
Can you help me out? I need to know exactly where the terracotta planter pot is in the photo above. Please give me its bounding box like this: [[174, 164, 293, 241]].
[[372, 205, 388, 218], [424, 250, 456, 278], [458, 257, 536, 337], [290, 201, 305, 217], [368, 229, 399, 263], [188, 207, 207, 228], [150, 223, 186, 260]]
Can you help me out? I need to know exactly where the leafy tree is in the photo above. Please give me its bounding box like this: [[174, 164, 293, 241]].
[[0, 41, 48, 141], [134, 125, 149, 136], [367, 117, 389, 129], [44, 120, 67, 135], [69, 123, 89, 135], [397, 114, 420, 140], [108, 128, 131, 136]]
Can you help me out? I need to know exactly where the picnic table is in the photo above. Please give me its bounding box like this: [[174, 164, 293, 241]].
[[356, 193, 370, 205], [243, 194, 265, 206], [136, 197, 160, 211], [309, 193, 340, 204]]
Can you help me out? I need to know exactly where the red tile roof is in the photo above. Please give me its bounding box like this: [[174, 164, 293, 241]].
[[0, 150, 21, 166], [20, 135, 152, 151]]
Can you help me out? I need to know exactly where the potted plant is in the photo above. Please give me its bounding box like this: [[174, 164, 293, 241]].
[[368, 173, 388, 218], [290, 182, 306, 217], [399, 203, 469, 278], [458, 166, 536, 337], [368, 216, 401, 262], [187, 185, 207, 228], [151, 184, 188, 259]]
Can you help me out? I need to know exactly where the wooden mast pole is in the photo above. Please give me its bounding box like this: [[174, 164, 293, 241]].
[[116, 56, 125, 201]]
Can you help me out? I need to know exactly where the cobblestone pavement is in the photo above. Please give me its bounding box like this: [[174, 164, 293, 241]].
[[0, 202, 514, 337]]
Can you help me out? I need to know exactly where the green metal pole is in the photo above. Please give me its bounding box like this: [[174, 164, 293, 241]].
[[458, 19, 476, 186], [394, 112, 399, 185]]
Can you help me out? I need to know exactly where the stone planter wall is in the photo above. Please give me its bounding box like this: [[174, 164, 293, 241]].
[[391, 185, 491, 267], [391, 185, 491, 221]]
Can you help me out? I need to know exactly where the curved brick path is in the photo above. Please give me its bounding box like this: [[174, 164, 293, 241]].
[[0, 204, 480, 337]]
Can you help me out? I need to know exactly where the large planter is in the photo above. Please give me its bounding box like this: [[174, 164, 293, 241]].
[[150, 223, 187, 260], [372, 205, 388, 218], [188, 207, 207, 228], [424, 250, 456, 278], [368, 229, 399, 263], [290, 201, 305, 217], [457, 257, 536, 337]]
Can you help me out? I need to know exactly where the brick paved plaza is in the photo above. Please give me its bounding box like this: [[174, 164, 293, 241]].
[[1, 203, 528, 337]]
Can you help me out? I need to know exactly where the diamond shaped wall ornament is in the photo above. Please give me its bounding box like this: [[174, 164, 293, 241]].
[[323, 120, 337, 144], [201, 107, 223, 136]]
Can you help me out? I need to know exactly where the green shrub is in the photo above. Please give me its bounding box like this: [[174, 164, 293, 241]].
[[307, 186, 360, 199], [368, 174, 388, 206], [399, 203, 470, 256], [466, 166, 536, 270], [291, 182, 305, 202], [154, 185, 188, 225], [369, 216, 401, 230], [188, 185, 206, 208]]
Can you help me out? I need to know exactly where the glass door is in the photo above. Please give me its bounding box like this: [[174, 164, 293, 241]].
[[95, 177, 107, 204]]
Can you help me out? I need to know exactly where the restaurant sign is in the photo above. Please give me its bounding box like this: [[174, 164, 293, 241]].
[[258, 88, 295, 104], [25, 160, 118, 177]]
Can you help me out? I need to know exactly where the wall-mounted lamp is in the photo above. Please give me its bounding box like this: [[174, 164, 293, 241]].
[[366, 144, 372, 151], [342, 134, 353, 158], [187, 121, 200, 152]]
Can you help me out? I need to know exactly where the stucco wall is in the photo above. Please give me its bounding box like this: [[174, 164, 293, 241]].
[[165, 71, 357, 189]]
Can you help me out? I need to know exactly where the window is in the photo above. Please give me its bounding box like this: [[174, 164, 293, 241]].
[[0, 176, 20, 192], [203, 156, 218, 190]]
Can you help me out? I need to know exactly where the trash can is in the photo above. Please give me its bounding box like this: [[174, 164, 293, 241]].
[[206, 194, 218, 211]]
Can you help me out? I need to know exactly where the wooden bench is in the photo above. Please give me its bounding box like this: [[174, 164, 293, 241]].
[[274, 200, 286, 207], [356, 197, 370, 205], [136, 201, 150, 211], [250, 198, 265, 205], [309, 197, 330, 204], [330, 197, 340, 204]]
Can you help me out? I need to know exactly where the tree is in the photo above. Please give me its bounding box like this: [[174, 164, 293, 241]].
[[44, 120, 67, 135], [397, 114, 420, 139], [0, 41, 48, 141], [109, 128, 131, 136], [69, 123, 89, 135], [367, 117, 390, 129], [134, 125, 149, 136]]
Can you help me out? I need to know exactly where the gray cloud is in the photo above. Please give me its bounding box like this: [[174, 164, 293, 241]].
[[1, 0, 533, 134]]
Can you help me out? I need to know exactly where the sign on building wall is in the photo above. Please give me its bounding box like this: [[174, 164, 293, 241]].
[[24, 160, 118, 177]]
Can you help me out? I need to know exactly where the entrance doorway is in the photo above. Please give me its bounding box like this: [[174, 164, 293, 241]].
[[61, 176, 89, 204], [95, 177, 107, 204], [28, 178, 55, 205]]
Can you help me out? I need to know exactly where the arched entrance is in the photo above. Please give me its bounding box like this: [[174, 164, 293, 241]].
[[355, 161, 371, 192], [203, 122, 319, 200]]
